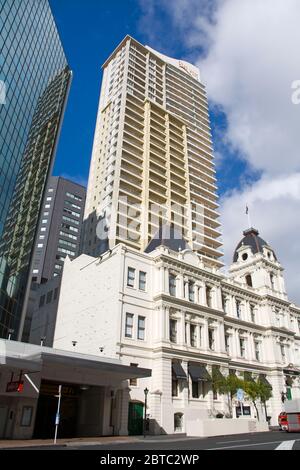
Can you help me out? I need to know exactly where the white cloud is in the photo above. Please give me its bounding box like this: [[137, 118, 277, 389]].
[[140, 0, 300, 302], [221, 174, 300, 303]]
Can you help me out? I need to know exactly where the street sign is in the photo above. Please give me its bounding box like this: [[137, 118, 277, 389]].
[[237, 388, 244, 402]]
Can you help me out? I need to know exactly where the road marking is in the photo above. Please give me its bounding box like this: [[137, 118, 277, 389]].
[[275, 440, 295, 450], [208, 439, 300, 450], [217, 439, 250, 444]]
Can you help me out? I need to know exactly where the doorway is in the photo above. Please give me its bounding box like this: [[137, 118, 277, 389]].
[[128, 402, 144, 435], [0, 406, 8, 438], [33, 381, 79, 439]]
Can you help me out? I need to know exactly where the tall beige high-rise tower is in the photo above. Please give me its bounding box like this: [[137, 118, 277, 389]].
[[83, 36, 223, 268]]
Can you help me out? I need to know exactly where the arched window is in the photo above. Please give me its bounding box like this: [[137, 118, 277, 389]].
[[270, 274, 276, 290], [174, 413, 183, 432], [245, 274, 253, 287]]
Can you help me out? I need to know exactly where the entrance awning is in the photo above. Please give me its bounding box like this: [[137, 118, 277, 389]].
[[188, 363, 211, 382], [258, 374, 272, 388], [172, 362, 187, 380]]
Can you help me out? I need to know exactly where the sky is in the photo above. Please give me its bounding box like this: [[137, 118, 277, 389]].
[[50, 0, 300, 303]]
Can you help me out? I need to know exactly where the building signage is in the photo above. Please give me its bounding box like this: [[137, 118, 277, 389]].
[[6, 381, 24, 393], [178, 61, 199, 80]]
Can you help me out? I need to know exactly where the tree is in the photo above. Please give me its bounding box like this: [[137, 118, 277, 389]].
[[257, 380, 273, 421], [212, 371, 244, 418], [244, 380, 261, 421]]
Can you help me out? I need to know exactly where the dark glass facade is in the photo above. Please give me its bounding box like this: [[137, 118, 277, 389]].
[[0, 0, 71, 339]]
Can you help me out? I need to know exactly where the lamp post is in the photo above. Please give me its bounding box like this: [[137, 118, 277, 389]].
[[143, 387, 149, 438], [281, 391, 287, 403], [7, 329, 14, 340]]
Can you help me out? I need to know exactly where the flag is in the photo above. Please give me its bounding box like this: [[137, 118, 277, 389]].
[[246, 205, 249, 215]]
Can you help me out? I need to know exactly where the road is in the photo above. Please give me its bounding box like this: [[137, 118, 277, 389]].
[[5, 431, 300, 451]]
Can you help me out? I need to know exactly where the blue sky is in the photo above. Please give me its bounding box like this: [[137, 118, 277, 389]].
[[50, 0, 247, 196], [50, 0, 300, 302]]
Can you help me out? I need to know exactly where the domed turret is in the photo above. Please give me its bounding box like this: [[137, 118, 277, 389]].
[[229, 228, 286, 298], [233, 228, 277, 263]]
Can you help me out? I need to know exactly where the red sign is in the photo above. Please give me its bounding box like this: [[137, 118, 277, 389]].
[[6, 381, 24, 393]]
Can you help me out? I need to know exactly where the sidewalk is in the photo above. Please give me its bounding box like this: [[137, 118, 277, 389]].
[[0, 435, 139, 449]]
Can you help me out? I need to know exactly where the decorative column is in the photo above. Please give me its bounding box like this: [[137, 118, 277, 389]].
[[177, 273, 184, 299], [185, 319, 190, 346], [203, 318, 209, 350], [160, 266, 166, 294], [199, 281, 206, 305], [179, 310, 186, 345], [195, 282, 200, 304], [184, 278, 189, 301], [218, 321, 226, 353], [164, 267, 169, 294]]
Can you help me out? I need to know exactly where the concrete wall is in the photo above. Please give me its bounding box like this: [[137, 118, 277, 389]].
[[186, 418, 269, 437]]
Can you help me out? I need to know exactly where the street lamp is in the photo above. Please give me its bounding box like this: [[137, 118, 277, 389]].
[[7, 329, 14, 340], [143, 387, 149, 438]]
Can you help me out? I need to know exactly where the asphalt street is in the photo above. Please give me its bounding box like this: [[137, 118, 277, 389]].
[[4, 431, 300, 451]]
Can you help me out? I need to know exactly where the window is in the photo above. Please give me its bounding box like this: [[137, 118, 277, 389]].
[[48, 188, 54, 193], [42, 219, 48, 224], [20, 406, 33, 427], [43, 212, 49, 216], [66, 192, 82, 202], [139, 271, 146, 291], [254, 341, 260, 361], [39, 295, 45, 308], [170, 319, 177, 343], [236, 300, 241, 319], [239, 337, 246, 358], [137, 316, 145, 340], [129, 363, 138, 386], [206, 286, 212, 307], [169, 274, 176, 296], [225, 334, 230, 354], [172, 377, 178, 397], [53, 288, 59, 301], [208, 329, 215, 350], [46, 197, 52, 201], [174, 413, 183, 431], [245, 274, 253, 287], [45, 204, 50, 209], [37, 244, 43, 248], [57, 247, 75, 256], [222, 293, 227, 312], [190, 324, 197, 347], [125, 313, 134, 338], [127, 267, 135, 287], [270, 273, 275, 290], [32, 269, 39, 274], [46, 291, 53, 304], [250, 305, 256, 323], [41, 227, 46, 232], [188, 281, 195, 302], [192, 381, 199, 398]]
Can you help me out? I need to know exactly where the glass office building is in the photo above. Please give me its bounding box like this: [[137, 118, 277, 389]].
[[0, 0, 71, 339]]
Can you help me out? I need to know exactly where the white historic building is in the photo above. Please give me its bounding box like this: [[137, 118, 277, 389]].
[[53, 226, 300, 434]]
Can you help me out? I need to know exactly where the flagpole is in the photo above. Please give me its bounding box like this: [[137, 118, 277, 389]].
[[246, 205, 252, 228]]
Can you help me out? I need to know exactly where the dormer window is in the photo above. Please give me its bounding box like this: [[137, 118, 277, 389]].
[[242, 253, 248, 261]]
